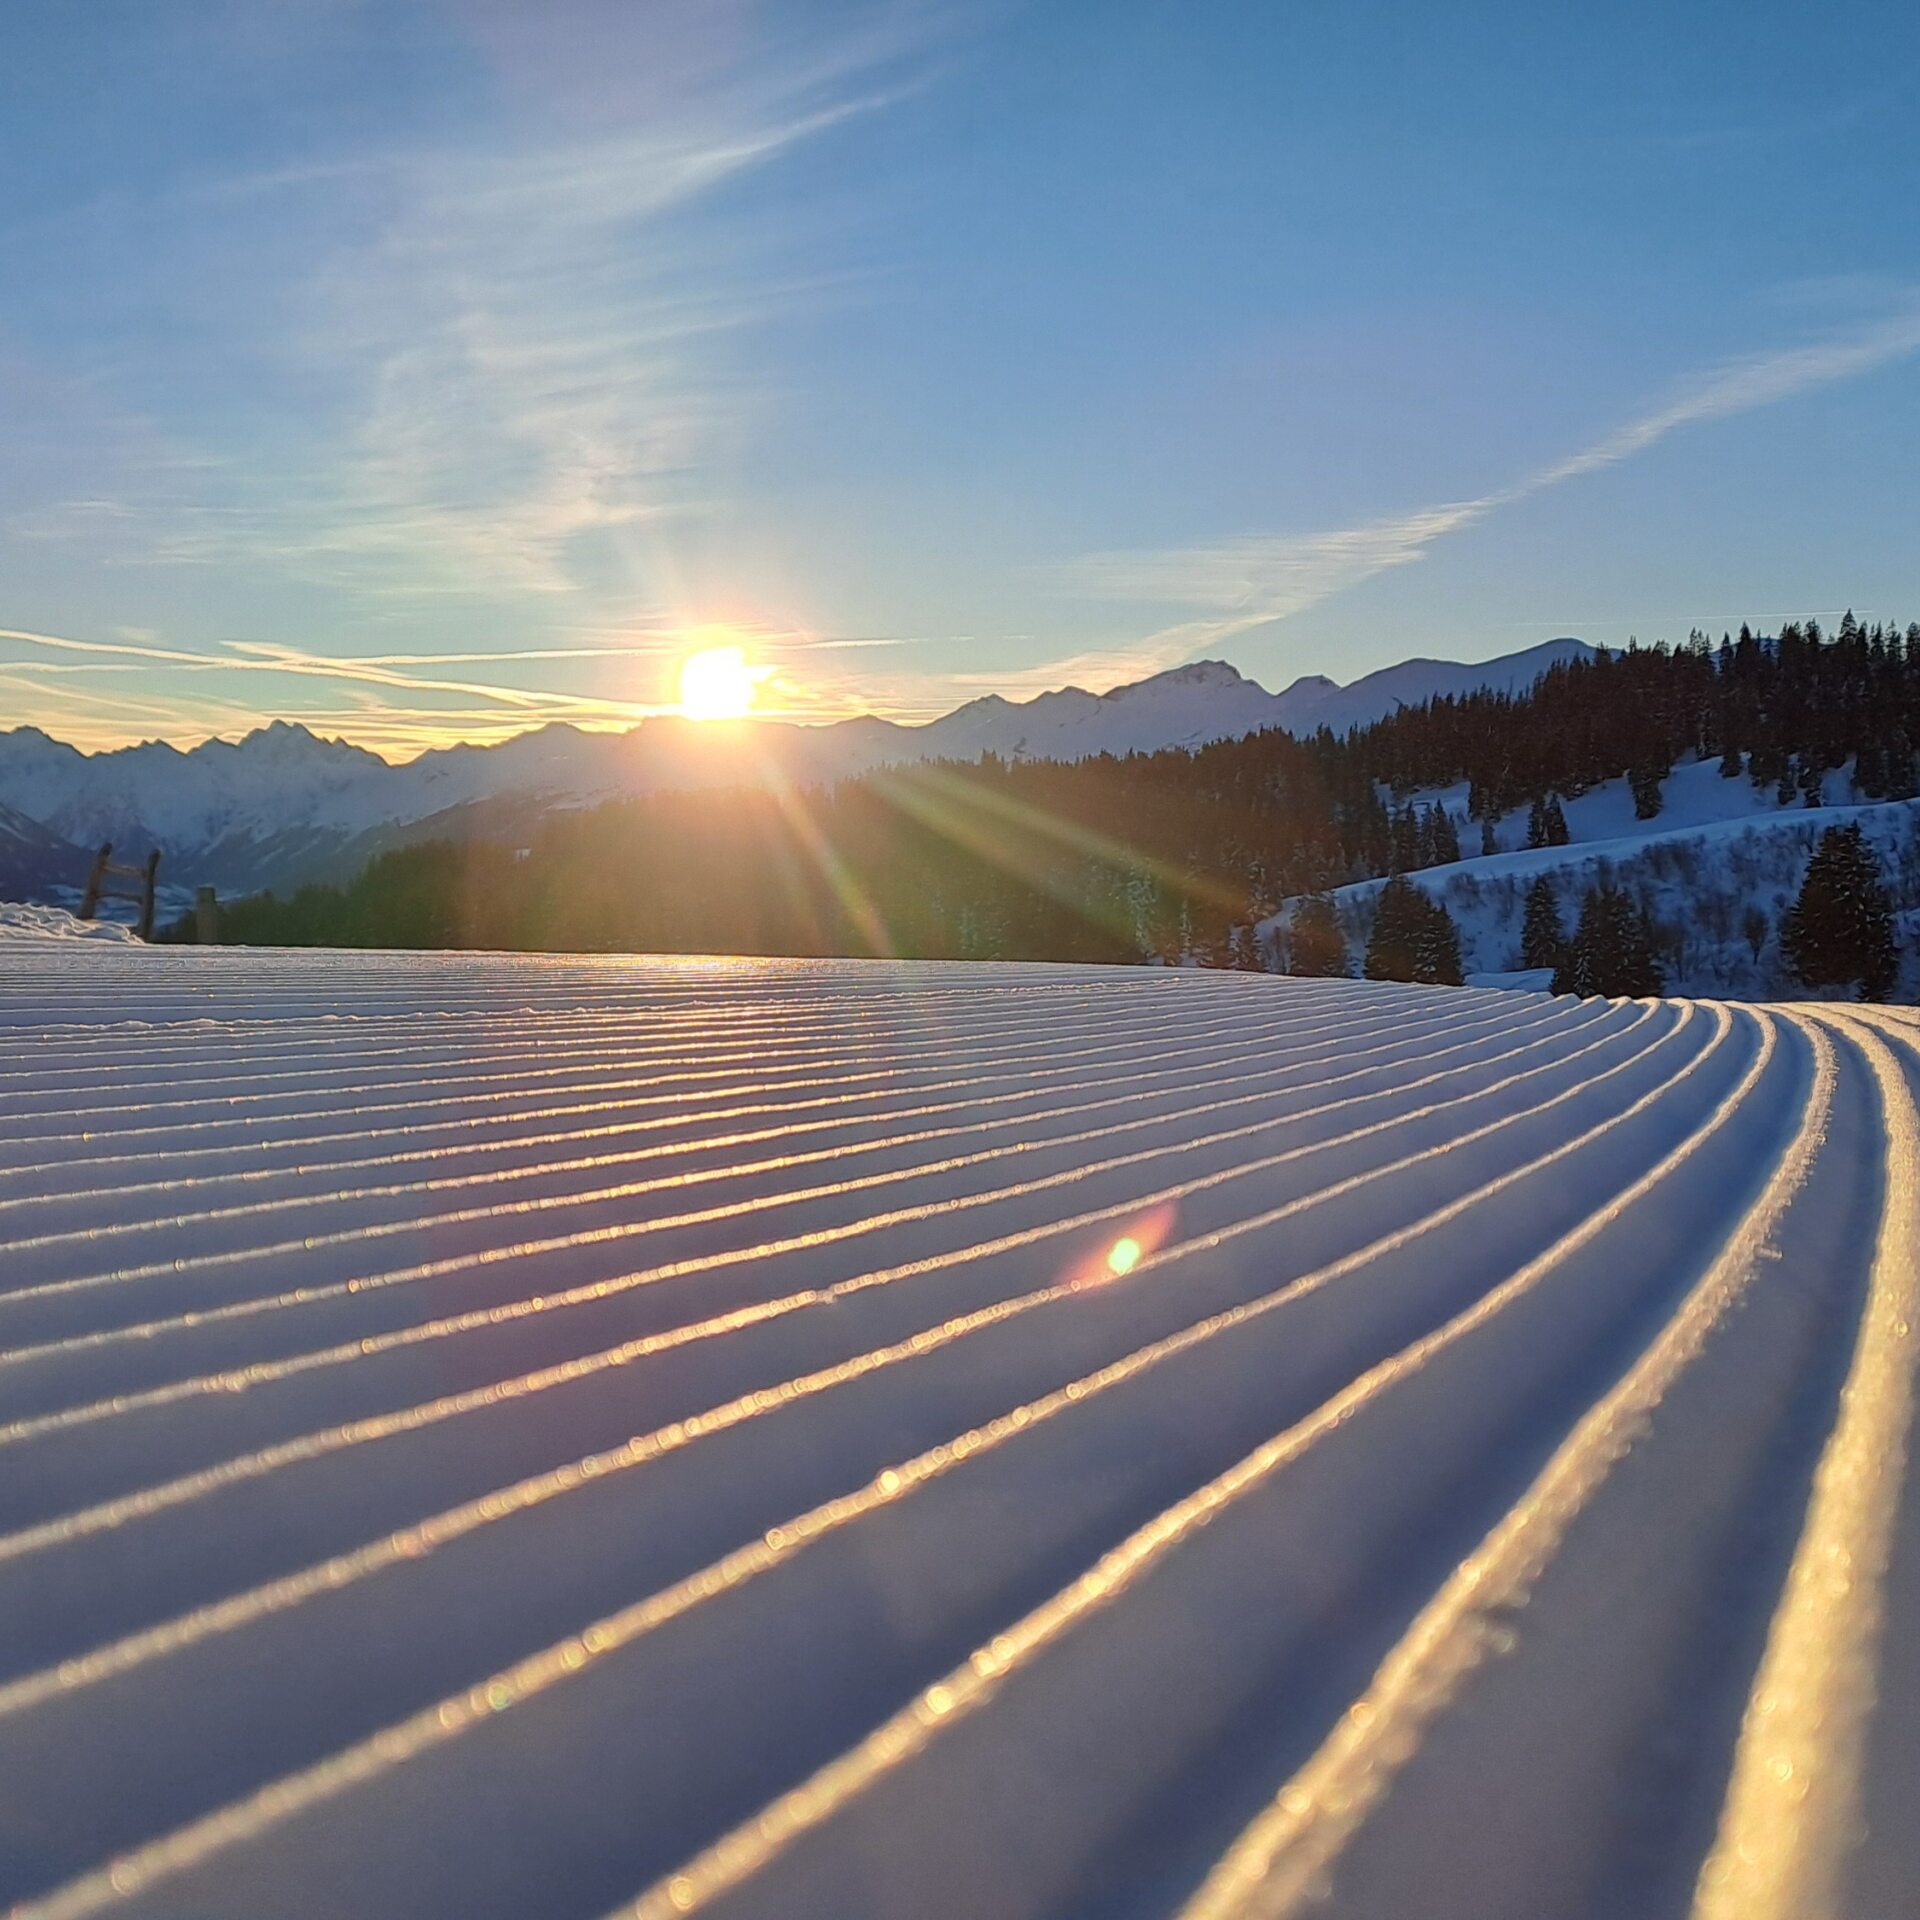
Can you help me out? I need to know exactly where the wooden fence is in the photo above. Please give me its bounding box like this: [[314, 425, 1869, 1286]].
[[79, 844, 160, 941]]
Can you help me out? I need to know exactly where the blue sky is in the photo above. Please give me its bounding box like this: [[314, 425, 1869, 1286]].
[[3, 0, 1918, 754]]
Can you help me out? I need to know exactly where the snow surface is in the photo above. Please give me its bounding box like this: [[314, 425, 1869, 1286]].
[[0, 945, 1916, 1919], [0, 903, 139, 943]]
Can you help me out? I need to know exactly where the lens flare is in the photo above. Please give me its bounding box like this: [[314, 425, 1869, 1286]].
[[1067, 1202, 1179, 1291]]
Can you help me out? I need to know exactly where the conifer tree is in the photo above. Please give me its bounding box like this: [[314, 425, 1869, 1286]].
[[1389, 804, 1421, 873], [1525, 798, 1548, 850], [1364, 875, 1463, 985], [1855, 739, 1886, 799], [1520, 874, 1566, 970], [1780, 823, 1900, 1001], [1480, 816, 1499, 857], [1628, 761, 1664, 820], [1287, 893, 1349, 977], [1413, 894, 1465, 986], [1552, 885, 1664, 998], [1542, 795, 1571, 845], [1364, 875, 1426, 982], [1887, 736, 1919, 802]]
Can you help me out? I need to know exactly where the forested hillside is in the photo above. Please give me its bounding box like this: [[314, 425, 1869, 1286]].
[[196, 618, 1920, 976]]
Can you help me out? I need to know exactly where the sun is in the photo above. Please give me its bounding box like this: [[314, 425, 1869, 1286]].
[[678, 644, 759, 721]]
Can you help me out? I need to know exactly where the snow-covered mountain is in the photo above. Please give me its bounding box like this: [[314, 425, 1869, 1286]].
[[0, 638, 1593, 898], [0, 801, 89, 903], [1264, 637, 1594, 737]]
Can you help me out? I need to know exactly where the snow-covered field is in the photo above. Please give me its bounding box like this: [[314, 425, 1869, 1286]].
[[1, 944, 1917, 1919]]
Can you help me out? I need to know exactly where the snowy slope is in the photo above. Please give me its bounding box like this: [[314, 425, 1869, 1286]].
[[1275, 761, 1920, 998], [0, 640, 1594, 895], [0, 948, 1915, 1919]]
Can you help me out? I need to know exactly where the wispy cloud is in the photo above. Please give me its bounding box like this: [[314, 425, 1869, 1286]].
[[273, 115, 864, 594], [0, 629, 668, 748], [1061, 298, 1920, 683], [0, 618, 927, 754], [49, 7, 931, 612]]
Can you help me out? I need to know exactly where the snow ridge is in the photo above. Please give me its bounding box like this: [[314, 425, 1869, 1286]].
[[0, 949, 1913, 1919]]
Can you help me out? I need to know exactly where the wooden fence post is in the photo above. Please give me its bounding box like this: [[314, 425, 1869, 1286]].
[[77, 843, 161, 937], [80, 844, 112, 921], [139, 850, 161, 942]]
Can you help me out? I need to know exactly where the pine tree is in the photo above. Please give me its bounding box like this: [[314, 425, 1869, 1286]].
[[1423, 804, 1461, 867], [1389, 804, 1421, 873], [1628, 761, 1664, 820], [1780, 824, 1900, 1001], [1542, 795, 1571, 845], [1364, 875, 1463, 985], [1855, 739, 1886, 800], [1525, 798, 1548, 850], [1480, 816, 1499, 857], [1413, 894, 1465, 985], [1364, 875, 1426, 982], [1520, 874, 1566, 970], [1552, 885, 1665, 998], [1287, 893, 1349, 977], [1888, 736, 1919, 802]]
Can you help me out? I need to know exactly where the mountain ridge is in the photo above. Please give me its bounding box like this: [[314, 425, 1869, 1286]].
[[0, 637, 1595, 897]]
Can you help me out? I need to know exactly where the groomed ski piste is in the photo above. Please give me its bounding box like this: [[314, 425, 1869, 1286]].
[[1, 941, 1917, 1920]]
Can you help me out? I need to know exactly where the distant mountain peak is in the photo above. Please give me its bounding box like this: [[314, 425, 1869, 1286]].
[[1125, 659, 1254, 695], [218, 720, 386, 767]]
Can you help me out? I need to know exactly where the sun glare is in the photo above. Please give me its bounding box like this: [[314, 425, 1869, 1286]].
[[678, 644, 759, 721]]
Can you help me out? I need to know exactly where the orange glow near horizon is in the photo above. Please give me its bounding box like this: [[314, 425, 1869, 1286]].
[[678, 644, 760, 721]]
